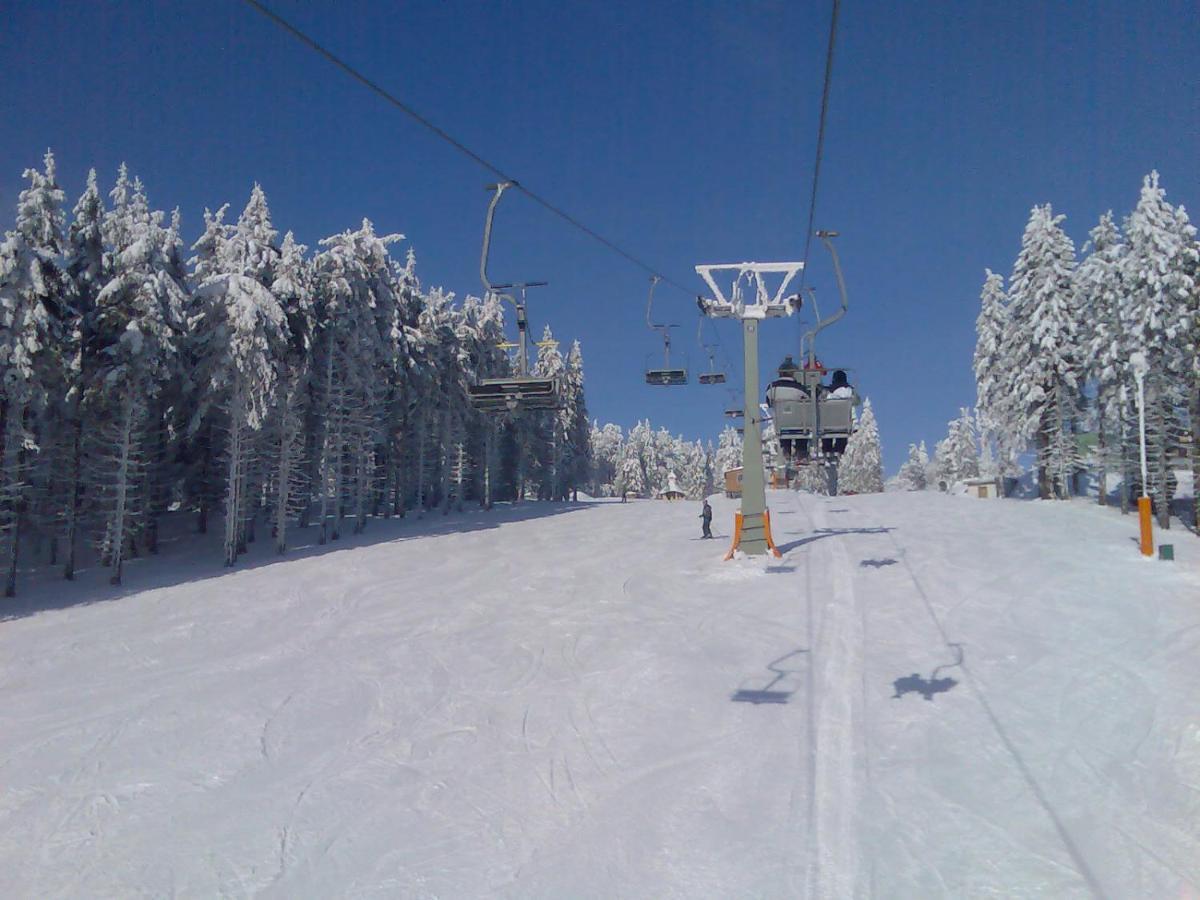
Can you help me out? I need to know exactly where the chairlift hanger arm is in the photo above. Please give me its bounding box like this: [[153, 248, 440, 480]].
[[480, 182, 513, 298], [645, 275, 662, 329], [801, 231, 848, 364]]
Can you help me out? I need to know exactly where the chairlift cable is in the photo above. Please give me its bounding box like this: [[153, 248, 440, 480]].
[[241, 0, 698, 302], [797, 0, 841, 294]]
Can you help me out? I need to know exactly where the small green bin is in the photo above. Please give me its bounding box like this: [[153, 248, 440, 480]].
[[1158, 544, 1174, 561]]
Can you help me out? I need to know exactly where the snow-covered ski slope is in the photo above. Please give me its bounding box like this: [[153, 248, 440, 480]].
[[2, 491, 1198, 898]]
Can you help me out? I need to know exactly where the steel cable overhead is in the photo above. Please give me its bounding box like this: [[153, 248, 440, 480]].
[[241, 0, 700, 302], [797, 0, 841, 294]]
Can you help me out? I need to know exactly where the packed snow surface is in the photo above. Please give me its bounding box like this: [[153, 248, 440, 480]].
[[2, 491, 1198, 897]]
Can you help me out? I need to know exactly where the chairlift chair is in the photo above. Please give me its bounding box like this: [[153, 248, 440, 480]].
[[467, 183, 563, 414], [643, 276, 688, 386], [764, 232, 859, 467]]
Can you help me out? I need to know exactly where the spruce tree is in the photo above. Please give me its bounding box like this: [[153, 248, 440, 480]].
[[1121, 172, 1197, 527], [0, 151, 69, 595], [1005, 204, 1082, 498], [840, 398, 884, 493]]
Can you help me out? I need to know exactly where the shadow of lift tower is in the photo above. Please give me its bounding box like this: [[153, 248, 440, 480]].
[[696, 261, 804, 558]]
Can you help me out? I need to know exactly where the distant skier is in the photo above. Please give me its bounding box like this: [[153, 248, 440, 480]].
[[699, 500, 713, 539]]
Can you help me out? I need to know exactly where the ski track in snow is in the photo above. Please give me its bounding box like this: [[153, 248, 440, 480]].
[[1, 492, 1199, 897]]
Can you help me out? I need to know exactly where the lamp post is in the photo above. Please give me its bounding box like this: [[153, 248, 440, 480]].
[[1134, 370, 1153, 557]]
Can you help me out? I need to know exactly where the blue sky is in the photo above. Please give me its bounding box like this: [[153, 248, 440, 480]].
[[2, 0, 1196, 472]]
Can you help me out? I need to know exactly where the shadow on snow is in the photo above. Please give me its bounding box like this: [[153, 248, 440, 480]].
[[775, 526, 895, 556], [731, 647, 808, 704], [1, 500, 595, 623], [892, 643, 964, 702]]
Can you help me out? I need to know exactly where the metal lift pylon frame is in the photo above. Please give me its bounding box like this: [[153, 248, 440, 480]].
[[697, 261, 803, 558]]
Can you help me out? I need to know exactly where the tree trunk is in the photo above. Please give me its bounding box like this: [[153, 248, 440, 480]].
[[224, 401, 243, 567], [1190, 385, 1200, 532], [354, 424, 367, 534], [59, 412, 83, 580], [1117, 409, 1131, 515], [275, 384, 294, 554], [2, 399, 23, 598], [441, 412, 452, 516], [330, 405, 344, 541], [109, 393, 136, 585], [455, 441, 465, 513], [318, 342, 336, 544], [482, 424, 493, 510], [1036, 422, 1052, 500], [1154, 394, 1170, 529], [416, 411, 427, 516], [1096, 407, 1107, 506], [144, 404, 166, 555], [197, 422, 211, 534]]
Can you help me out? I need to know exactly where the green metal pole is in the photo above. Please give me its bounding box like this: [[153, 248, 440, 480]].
[[739, 318, 769, 554]]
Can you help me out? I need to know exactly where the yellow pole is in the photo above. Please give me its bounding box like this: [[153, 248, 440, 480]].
[[1138, 496, 1153, 557]]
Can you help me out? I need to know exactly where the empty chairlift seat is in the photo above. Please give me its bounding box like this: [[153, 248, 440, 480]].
[[645, 367, 688, 386], [468, 376, 559, 412]]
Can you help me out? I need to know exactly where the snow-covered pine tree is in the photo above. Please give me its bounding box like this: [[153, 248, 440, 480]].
[[0, 150, 69, 595], [588, 421, 623, 496], [467, 291, 508, 508], [265, 231, 314, 552], [948, 407, 980, 482], [87, 169, 184, 583], [60, 168, 106, 579], [561, 340, 590, 501], [189, 193, 288, 565], [623, 420, 655, 498], [895, 443, 928, 491], [421, 287, 470, 515], [614, 440, 646, 499], [180, 203, 234, 534], [1076, 212, 1130, 508], [1004, 204, 1082, 498], [840, 398, 884, 493], [1121, 172, 1197, 527], [715, 425, 742, 481], [531, 325, 566, 500], [930, 437, 953, 491], [973, 270, 1019, 478], [312, 221, 402, 537], [794, 462, 830, 495]]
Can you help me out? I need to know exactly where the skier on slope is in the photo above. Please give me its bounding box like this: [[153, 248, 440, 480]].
[[699, 499, 713, 539]]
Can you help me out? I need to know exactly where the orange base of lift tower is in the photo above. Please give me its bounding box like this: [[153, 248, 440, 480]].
[[724, 510, 783, 560]]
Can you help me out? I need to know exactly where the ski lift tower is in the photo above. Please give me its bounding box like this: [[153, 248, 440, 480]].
[[697, 262, 803, 558]]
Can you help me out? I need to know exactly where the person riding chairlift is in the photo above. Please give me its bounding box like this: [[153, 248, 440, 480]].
[[826, 368, 853, 399]]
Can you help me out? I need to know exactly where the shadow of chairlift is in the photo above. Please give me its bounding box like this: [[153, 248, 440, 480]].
[[860, 557, 898, 568], [892, 643, 964, 702], [731, 648, 808, 704]]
